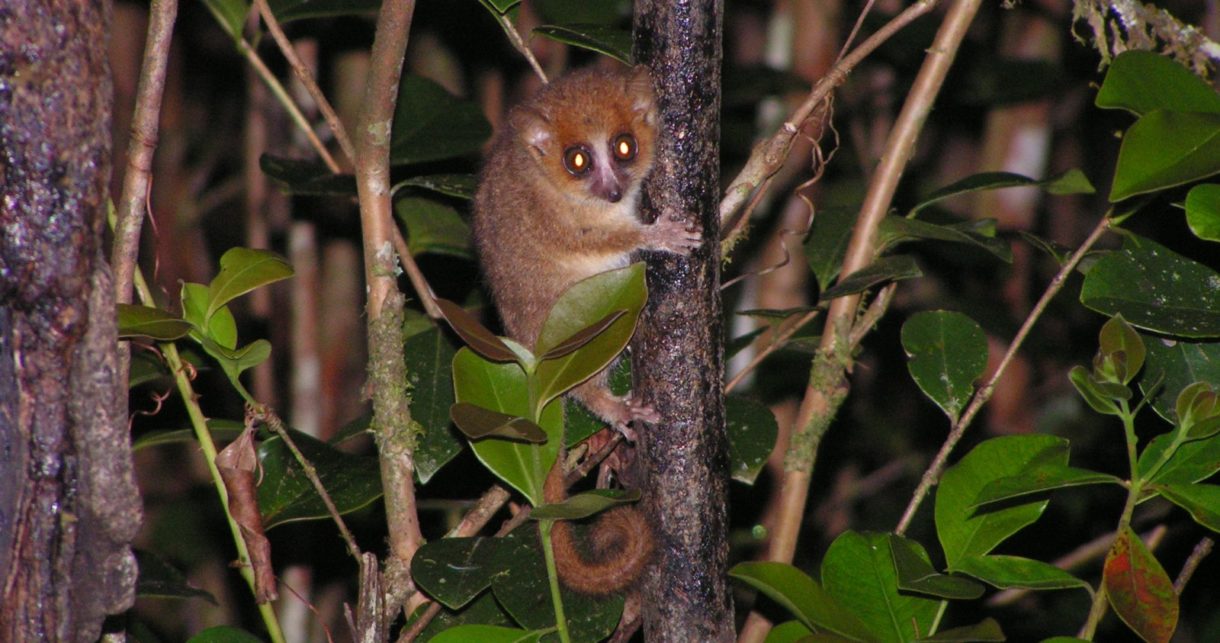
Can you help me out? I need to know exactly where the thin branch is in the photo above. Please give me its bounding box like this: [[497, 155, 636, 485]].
[[895, 215, 1111, 534], [497, 12, 548, 84], [258, 406, 362, 559], [719, 0, 938, 244], [112, 0, 178, 304], [725, 308, 820, 394], [252, 0, 357, 163], [1174, 537, 1214, 593], [391, 226, 444, 320]]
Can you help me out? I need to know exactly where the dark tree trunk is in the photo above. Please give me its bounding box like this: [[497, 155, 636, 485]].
[[0, 0, 142, 640], [632, 2, 733, 640]]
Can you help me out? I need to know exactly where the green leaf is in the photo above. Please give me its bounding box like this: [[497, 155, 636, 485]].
[[118, 304, 192, 341], [890, 535, 984, 600], [954, 555, 1090, 591], [763, 621, 816, 643], [877, 217, 1012, 263], [206, 248, 294, 323], [1158, 483, 1220, 532], [1176, 382, 1220, 440], [728, 562, 872, 641], [912, 169, 1094, 215], [205, 338, 272, 388], [806, 206, 858, 292], [1109, 110, 1220, 202], [411, 537, 503, 609], [1140, 431, 1220, 485], [916, 618, 1005, 642], [394, 196, 472, 259], [258, 429, 382, 529], [430, 625, 544, 643], [1069, 365, 1122, 415], [819, 255, 922, 301], [182, 282, 237, 349], [821, 531, 940, 643], [1098, 314, 1146, 385], [391, 173, 477, 200], [478, 0, 521, 14], [1095, 51, 1220, 117], [404, 327, 464, 484], [136, 550, 216, 603], [973, 464, 1121, 506], [530, 489, 640, 520], [1185, 183, 1220, 242], [414, 592, 515, 640], [533, 0, 627, 24], [937, 435, 1064, 568], [534, 264, 647, 411], [1140, 334, 1220, 423], [533, 25, 632, 64], [259, 155, 355, 195], [266, 0, 378, 22], [726, 395, 779, 485], [436, 299, 520, 364], [200, 0, 247, 38], [453, 348, 560, 506], [1104, 526, 1179, 643], [450, 402, 547, 443], [537, 310, 626, 361], [1080, 236, 1220, 338], [391, 75, 492, 165], [187, 627, 264, 643], [901, 311, 988, 422]]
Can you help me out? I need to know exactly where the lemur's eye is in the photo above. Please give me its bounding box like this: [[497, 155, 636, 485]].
[[612, 133, 637, 162], [563, 145, 593, 176]]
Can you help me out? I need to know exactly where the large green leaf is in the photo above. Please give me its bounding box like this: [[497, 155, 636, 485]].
[[533, 264, 647, 412], [453, 348, 560, 506], [394, 196, 472, 259], [182, 282, 237, 349], [916, 618, 1005, 642], [257, 429, 382, 529], [430, 625, 544, 643], [260, 155, 355, 195], [877, 217, 1012, 263], [726, 395, 779, 485], [530, 488, 640, 520], [1081, 236, 1220, 338], [728, 562, 872, 641], [821, 531, 941, 643], [936, 435, 1064, 568], [1185, 183, 1220, 242], [1104, 526, 1178, 643], [805, 206, 858, 292], [1158, 483, 1220, 532], [890, 535, 984, 600], [533, 25, 632, 64], [391, 173, 477, 201], [403, 327, 464, 484], [901, 311, 988, 423], [972, 464, 1121, 506], [206, 247, 294, 323], [266, 0, 378, 22], [1095, 51, 1220, 117], [1109, 110, 1220, 202], [411, 537, 504, 609], [1139, 333, 1220, 423], [819, 255, 922, 301], [1139, 431, 1220, 485], [911, 169, 1094, 216], [118, 304, 192, 341], [953, 555, 1089, 591], [391, 75, 492, 165]]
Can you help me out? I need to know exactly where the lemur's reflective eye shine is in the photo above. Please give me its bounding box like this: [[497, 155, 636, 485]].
[[563, 145, 593, 176], [612, 133, 637, 162]]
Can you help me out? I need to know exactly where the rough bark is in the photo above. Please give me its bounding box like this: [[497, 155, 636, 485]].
[[632, 2, 733, 640], [0, 0, 142, 639]]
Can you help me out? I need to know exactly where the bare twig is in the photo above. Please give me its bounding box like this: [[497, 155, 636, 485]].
[[725, 308, 820, 394], [253, 0, 357, 163], [1174, 537, 1214, 594], [258, 406, 362, 559], [496, 12, 548, 84], [895, 215, 1111, 534], [112, 0, 178, 304]]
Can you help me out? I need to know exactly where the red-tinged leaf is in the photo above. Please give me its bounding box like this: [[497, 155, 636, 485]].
[[216, 424, 277, 604], [436, 298, 518, 363], [1103, 526, 1178, 643]]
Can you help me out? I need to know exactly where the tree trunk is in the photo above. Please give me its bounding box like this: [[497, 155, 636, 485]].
[[0, 0, 142, 639], [632, 2, 733, 640]]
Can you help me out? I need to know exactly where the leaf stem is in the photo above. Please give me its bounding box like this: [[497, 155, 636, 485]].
[[539, 520, 572, 643]]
